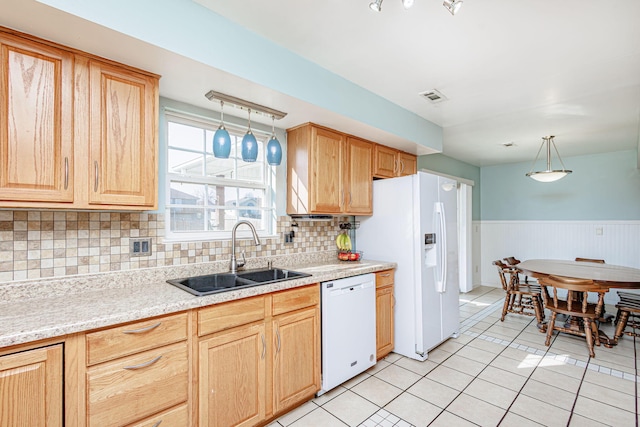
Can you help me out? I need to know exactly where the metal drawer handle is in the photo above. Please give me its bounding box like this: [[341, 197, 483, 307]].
[[123, 355, 162, 370], [152, 421, 162, 427], [94, 161, 98, 192], [122, 322, 161, 334], [64, 157, 69, 190], [380, 273, 391, 277]]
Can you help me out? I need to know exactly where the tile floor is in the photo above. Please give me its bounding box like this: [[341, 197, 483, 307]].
[[269, 286, 639, 427]]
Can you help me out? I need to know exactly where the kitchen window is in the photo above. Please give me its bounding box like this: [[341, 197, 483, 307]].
[[165, 112, 276, 241]]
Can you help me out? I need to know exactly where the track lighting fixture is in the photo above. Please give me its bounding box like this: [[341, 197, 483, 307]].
[[369, 0, 383, 12], [443, 0, 463, 15], [402, 0, 414, 9]]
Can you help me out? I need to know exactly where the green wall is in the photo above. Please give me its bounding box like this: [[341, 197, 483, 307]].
[[419, 153, 481, 220], [481, 149, 640, 220]]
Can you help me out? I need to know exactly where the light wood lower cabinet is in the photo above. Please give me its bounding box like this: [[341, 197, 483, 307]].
[[84, 313, 189, 427], [0, 344, 63, 427], [375, 270, 395, 359], [197, 284, 320, 427], [272, 306, 320, 413], [198, 322, 267, 427]]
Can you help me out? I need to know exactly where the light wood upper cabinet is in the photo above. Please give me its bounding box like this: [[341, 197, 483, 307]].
[[345, 137, 373, 215], [87, 60, 158, 208], [0, 27, 159, 210], [373, 144, 417, 178], [0, 344, 63, 427], [0, 33, 74, 203], [287, 123, 372, 215]]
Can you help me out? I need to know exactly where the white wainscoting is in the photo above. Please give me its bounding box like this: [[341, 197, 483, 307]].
[[474, 220, 640, 302]]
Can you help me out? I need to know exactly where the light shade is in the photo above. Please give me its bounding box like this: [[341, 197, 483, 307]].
[[212, 126, 231, 158], [369, 0, 383, 12], [402, 0, 414, 9], [443, 0, 463, 15], [266, 136, 282, 166], [526, 135, 572, 182], [526, 171, 570, 183], [241, 131, 258, 162]]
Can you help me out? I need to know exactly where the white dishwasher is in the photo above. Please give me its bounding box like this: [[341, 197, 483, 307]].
[[319, 273, 376, 395]]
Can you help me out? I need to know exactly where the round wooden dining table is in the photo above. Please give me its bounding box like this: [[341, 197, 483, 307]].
[[516, 259, 640, 346], [516, 259, 640, 290]]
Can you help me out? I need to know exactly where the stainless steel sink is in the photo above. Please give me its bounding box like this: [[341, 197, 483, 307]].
[[167, 268, 311, 296]]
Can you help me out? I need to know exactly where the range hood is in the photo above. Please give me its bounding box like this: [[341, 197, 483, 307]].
[[288, 214, 334, 221]]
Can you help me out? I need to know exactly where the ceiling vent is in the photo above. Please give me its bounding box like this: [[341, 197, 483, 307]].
[[419, 89, 447, 104]]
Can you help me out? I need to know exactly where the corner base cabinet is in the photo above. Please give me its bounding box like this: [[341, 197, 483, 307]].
[[375, 270, 395, 359]]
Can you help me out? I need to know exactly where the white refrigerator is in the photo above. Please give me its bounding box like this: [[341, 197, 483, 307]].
[[357, 171, 459, 361]]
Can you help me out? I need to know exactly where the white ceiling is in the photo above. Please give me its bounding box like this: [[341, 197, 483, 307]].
[[2, 0, 640, 167]]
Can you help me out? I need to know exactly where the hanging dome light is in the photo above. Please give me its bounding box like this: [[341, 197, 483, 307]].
[[526, 136, 572, 182], [266, 115, 282, 166], [212, 100, 231, 158], [241, 108, 258, 162]]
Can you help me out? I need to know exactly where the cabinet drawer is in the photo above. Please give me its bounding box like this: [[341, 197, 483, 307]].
[[126, 403, 188, 427], [87, 342, 188, 427], [375, 270, 394, 288], [86, 313, 188, 366], [272, 284, 319, 316], [199, 295, 266, 336]]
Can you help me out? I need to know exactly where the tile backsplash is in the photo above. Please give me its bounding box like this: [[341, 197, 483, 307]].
[[0, 211, 343, 283]]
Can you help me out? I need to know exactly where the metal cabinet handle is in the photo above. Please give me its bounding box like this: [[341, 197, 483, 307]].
[[399, 160, 405, 175], [152, 421, 163, 427], [276, 328, 281, 354], [349, 191, 352, 207], [122, 322, 161, 334], [93, 161, 98, 192], [123, 355, 162, 370], [261, 334, 266, 360], [380, 273, 391, 277], [393, 158, 399, 174], [64, 157, 69, 190]]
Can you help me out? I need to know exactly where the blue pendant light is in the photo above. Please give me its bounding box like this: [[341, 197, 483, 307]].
[[212, 100, 231, 158], [241, 108, 258, 162], [266, 115, 282, 166]]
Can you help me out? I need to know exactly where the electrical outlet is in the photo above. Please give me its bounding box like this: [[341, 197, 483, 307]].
[[130, 238, 152, 256], [596, 227, 603, 236]]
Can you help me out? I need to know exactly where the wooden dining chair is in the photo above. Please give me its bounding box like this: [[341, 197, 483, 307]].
[[493, 260, 544, 325], [538, 275, 606, 358], [613, 291, 640, 343], [503, 256, 529, 283]]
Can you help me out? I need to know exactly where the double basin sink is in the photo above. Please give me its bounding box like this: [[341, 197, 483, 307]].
[[167, 268, 312, 296]]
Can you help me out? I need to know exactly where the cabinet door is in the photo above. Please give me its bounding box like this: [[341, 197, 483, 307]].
[[0, 34, 73, 203], [199, 323, 266, 427], [309, 126, 344, 213], [398, 152, 417, 176], [373, 144, 398, 178], [0, 344, 63, 427], [345, 137, 373, 215], [272, 306, 320, 414], [88, 60, 157, 208], [376, 285, 394, 359]]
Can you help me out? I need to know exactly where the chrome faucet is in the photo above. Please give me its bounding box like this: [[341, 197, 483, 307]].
[[230, 220, 261, 274]]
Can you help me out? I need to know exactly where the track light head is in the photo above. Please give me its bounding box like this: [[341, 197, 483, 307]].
[[443, 0, 463, 15], [369, 0, 383, 12]]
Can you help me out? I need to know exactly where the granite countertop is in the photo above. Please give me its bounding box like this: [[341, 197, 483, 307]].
[[0, 255, 395, 348]]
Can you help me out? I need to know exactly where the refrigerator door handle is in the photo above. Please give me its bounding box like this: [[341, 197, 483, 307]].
[[435, 202, 447, 293]]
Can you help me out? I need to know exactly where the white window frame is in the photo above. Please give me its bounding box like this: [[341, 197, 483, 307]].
[[164, 110, 277, 242]]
